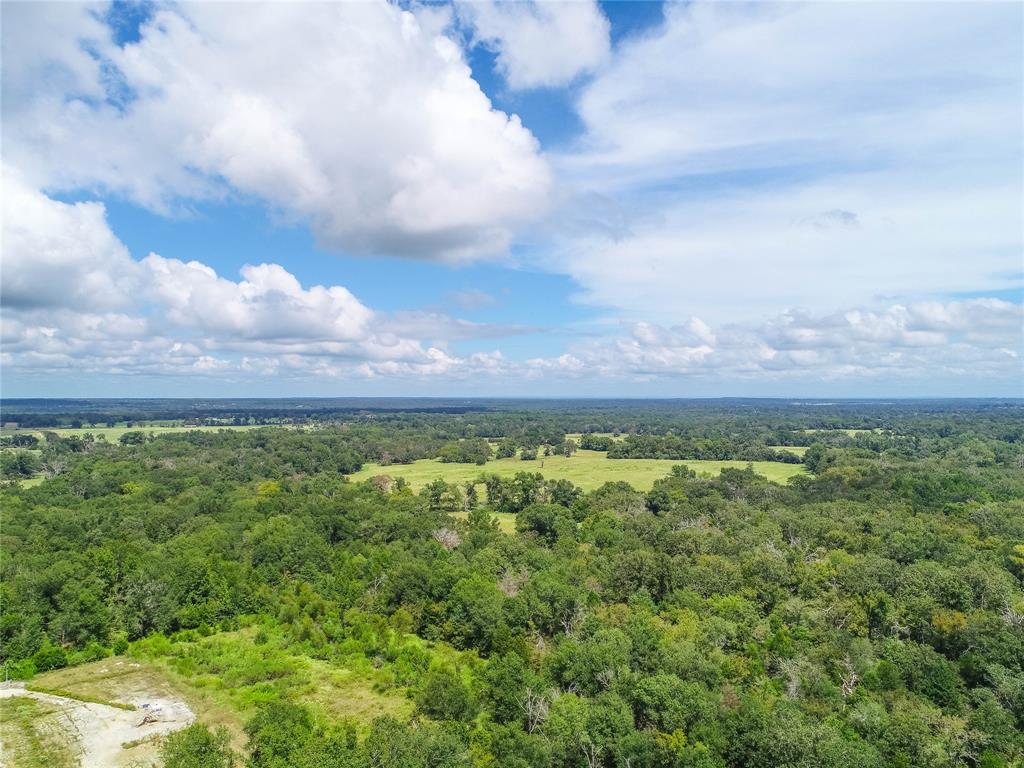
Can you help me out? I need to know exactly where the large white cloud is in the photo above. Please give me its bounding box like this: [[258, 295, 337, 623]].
[[142, 257, 373, 343], [549, 1, 1022, 323], [4, 1, 551, 261], [457, 0, 610, 89], [0, 182, 524, 382], [0, 1, 109, 106], [1, 170, 141, 311]]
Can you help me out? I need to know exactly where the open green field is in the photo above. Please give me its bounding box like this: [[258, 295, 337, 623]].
[[349, 449, 805, 491], [450, 510, 518, 533], [769, 445, 808, 456], [3, 424, 269, 443], [800, 428, 882, 436]]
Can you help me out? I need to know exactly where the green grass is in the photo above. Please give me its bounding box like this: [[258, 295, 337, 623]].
[[4, 424, 268, 443], [0, 696, 76, 768], [305, 659, 415, 727], [768, 445, 808, 456], [349, 449, 805, 492], [131, 626, 414, 741], [800, 428, 880, 436], [450, 510, 518, 534], [25, 684, 136, 710]]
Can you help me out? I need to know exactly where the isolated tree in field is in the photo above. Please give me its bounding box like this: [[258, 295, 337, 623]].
[[119, 430, 146, 445]]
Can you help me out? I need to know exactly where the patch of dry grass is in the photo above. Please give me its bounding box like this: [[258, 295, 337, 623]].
[[305, 661, 414, 729], [0, 696, 76, 768]]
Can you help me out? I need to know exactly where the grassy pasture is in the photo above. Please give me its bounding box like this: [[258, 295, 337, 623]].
[[349, 449, 805, 492], [769, 445, 809, 456], [450, 510, 518, 534], [304, 659, 415, 728], [800, 428, 881, 436], [2, 424, 276, 490], [3, 424, 267, 443]]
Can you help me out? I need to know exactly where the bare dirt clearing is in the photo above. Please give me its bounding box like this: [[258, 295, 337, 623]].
[[0, 659, 193, 768]]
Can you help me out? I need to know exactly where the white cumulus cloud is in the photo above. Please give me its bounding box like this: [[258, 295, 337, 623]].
[[0, 183, 530, 383], [4, 1, 551, 261], [1, 170, 141, 311], [457, 0, 610, 89]]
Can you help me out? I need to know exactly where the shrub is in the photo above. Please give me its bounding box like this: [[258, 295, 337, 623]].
[[416, 666, 475, 722], [30, 641, 67, 672], [162, 723, 235, 768]]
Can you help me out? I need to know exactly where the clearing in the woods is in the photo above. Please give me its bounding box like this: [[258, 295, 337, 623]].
[[0, 659, 193, 768], [348, 448, 806, 491]]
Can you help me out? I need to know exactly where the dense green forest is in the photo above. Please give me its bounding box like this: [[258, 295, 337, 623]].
[[1, 400, 1022, 767]]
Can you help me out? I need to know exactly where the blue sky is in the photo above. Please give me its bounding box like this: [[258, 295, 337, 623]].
[[1, 0, 1021, 397]]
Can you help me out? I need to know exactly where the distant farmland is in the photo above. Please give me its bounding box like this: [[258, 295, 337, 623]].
[[2, 424, 267, 442], [348, 449, 805, 492]]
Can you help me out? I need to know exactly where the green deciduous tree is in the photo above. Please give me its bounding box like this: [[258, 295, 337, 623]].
[[162, 723, 235, 768]]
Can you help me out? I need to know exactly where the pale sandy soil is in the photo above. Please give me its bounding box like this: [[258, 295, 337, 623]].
[[0, 672, 193, 768]]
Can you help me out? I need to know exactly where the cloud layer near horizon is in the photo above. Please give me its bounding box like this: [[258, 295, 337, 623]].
[[4, 171, 1018, 390]]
